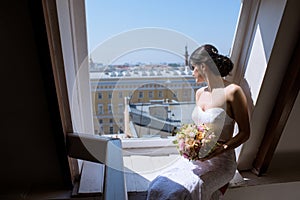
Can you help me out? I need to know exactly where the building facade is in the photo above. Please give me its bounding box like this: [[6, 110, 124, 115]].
[[90, 64, 206, 135]]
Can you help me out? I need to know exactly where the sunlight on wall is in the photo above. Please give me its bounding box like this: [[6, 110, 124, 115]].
[[244, 24, 267, 105]]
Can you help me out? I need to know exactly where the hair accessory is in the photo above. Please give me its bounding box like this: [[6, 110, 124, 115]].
[[223, 144, 228, 150], [211, 47, 218, 55]]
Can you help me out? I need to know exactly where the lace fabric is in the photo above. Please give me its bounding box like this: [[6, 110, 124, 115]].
[[147, 150, 236, 200], [147, 106, 237, 200]]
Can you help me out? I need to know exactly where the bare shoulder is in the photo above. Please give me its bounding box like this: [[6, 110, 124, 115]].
[[226, 83, 243, 92], [195, 86, 206, 101], [225, 83, 245, 101], [196, 86, 206, 94]]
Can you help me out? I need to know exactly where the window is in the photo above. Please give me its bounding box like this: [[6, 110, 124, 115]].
[[118, 104, 123, 114], [158, 91, 163, 98], [138, 91, 143, 98], [59, 0, 263, 166], [55, 0, 242, 158], [118, 91, 123, 98], [85, 0, 242, 140], [108, 92, 112, 99], [148, 91, 153, 98], [45, 0, 300, 197], [97, 104, 103, 115], [98, 92, 102, 99], [173, 91, 177, 98], [108, 104, 112, 114]]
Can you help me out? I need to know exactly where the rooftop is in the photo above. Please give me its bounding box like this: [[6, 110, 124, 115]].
[[89, 65, 193, 80]]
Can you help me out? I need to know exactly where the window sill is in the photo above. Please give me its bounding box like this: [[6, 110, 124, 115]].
[[121, 136, 178, 156]]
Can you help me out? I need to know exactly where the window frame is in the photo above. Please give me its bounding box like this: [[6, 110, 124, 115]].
[[44, 0, 299, 180]]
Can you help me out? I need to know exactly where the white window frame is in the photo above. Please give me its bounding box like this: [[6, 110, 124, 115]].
[[228, 0, 289, 170], [54, 0, 292, 172], [55, 0, 242, 157], [56, 0, 94, 135]]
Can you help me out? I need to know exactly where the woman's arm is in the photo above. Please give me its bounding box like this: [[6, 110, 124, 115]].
[[199, 84, 250, 161], [224, 84, 250, 150]]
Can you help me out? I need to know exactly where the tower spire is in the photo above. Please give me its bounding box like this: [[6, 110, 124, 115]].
[[184, 45, 189, 66]]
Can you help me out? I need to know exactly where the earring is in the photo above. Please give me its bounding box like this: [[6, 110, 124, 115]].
[[200, 63, 205, 71]]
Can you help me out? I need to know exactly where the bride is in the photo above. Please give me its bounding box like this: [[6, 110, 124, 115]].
[[147, 44, 250, 200]]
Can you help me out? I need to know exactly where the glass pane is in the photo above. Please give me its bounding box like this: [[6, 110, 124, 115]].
[[86, 0, 241, 138]]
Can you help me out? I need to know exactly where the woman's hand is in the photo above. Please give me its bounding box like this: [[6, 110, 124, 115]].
[[199, 143, 226, 161]]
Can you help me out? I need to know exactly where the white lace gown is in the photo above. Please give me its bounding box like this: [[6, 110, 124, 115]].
[[147, 107, 237, 200]]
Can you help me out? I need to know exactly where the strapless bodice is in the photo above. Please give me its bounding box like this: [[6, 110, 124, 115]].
[[192, 107, 234, 124], [192, 107, 235, 142]]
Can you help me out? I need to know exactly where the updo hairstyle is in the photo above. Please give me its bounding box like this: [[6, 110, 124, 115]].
[[189, 44, 233, 77]]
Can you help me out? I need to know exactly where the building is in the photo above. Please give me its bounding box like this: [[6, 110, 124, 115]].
[[90, 64, 206, 135]]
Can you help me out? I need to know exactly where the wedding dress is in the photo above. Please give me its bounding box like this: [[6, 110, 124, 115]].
[[147, 107, 237, 200]]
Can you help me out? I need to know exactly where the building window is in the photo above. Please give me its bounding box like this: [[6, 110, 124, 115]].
[[98, 92, 102, 99], [119, 91, 123, 98], [139, 91, 143, 98], [108, 104, 112, 114], [173, 91, 177, 98], [108, 91, 112, 99], [149, 91, 153, 98], [158, 91, 163, 98], [97, 104, 103, 114], [118, 104, 123, 114]]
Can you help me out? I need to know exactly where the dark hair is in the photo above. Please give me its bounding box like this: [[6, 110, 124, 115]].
[[189, 44, 233, 77]]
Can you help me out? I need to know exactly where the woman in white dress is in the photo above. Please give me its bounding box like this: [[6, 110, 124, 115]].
[[147, 44, 250, 200]]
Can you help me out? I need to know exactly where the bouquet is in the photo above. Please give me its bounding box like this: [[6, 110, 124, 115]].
[[173, 123, 219, 160]]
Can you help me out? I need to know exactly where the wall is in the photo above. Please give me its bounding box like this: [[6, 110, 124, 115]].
[[0, 0, 71, 194], [268, 92, 300, 172], [275, 92, 300, 153], [224, 181, 300, 200]]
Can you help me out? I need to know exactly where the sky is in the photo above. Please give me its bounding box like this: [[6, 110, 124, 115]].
[[85, 0, 241, 65]]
